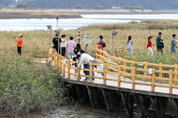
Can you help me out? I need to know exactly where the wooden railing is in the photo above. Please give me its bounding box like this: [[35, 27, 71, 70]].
[[37, 48, 178, 94]]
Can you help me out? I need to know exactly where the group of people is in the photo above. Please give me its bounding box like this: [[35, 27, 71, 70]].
[[14, 31, 177, 81], [52, 34, 106, 81], [127, 32, 177, 56]]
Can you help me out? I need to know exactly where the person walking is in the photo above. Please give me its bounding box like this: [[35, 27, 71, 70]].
[[156, 32, 164, 53], [14, 34, 23, 55], [127, 36, 133, 55], [77, 50, 97, 81], [52, 34, 61, 54], [147, 36, 154, 56], [66, 36, 76, 59], [170, 34, 177, 55], [61, 34, 66, 56]]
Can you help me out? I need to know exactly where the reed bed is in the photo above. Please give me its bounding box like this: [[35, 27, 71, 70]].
[[82, 20, 178, 30]]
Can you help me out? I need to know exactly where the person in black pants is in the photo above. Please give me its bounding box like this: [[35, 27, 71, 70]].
[[52, 34, 61, 54], [61, 34, 66, 56]]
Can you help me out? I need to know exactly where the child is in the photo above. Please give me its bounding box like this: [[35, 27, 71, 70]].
[[147, 36, 154, 56]]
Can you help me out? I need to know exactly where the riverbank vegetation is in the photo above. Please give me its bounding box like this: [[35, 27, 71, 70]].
[[0, 11, 81, 19], [1, 20, 178, 115], [0, 32, 68, 116], [82, 20, 178, 30]]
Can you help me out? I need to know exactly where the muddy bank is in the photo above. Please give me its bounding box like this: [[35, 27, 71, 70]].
[[0, 105, 128, 118]]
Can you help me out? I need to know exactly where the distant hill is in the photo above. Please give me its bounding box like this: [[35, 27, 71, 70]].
[[25, 0, 178, 10]]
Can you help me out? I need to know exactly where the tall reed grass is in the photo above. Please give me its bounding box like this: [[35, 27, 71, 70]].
[[82, 20, 178, 30]]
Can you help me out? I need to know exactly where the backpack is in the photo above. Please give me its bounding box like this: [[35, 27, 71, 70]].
[[102, 42, 106, 47]]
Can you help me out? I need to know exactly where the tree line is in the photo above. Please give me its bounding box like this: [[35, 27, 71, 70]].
[[1, 0, 178, 10]]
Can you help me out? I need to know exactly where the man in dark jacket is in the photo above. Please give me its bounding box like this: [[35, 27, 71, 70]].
[[52, 34, 61, 54], [156, 32, 164, 53]]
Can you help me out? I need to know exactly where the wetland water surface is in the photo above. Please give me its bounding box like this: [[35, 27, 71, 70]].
[[0, 14, 178, 31]]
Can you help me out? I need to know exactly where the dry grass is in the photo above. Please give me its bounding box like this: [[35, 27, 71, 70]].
[[1, 20, 178, 63], [82, 20, 178, 30], [31, 12, 81, 18], [0, 28, 177, 57]]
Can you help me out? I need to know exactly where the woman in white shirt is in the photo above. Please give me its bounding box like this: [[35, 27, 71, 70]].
[[61, 34, 66, 56], [127, 36, 133, 56], [77, 50, 97, 81]]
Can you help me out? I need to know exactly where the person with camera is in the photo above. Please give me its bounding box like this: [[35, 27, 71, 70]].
[[14, 34, 23, 56]]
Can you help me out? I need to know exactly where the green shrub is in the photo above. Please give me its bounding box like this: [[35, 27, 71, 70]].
[[16, 3, 26, 8], [93, 5, 104, 9], [0, 56, 67, 115], [70, 5, 82, 9]]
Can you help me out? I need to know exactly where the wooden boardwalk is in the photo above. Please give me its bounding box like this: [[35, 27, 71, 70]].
[[34, 48, 178, 117], [34, 58, 178, 98], [33, 47, 178, 97]]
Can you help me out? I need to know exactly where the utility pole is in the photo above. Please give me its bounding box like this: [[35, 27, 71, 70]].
[[47, 25, 52, 47]]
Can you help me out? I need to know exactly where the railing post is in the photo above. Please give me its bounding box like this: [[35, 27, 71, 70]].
[[56, 53, 59, 70], [159, 61, 163, 83], [77, 68, 81, 81], [130, 59, 134, 66], [151, 68, 155, 92], [96, 48, 99, 60], [143, 60, 148, 82], [67, 58, 71, 79], [132, 65, 136, 89], [123, 57, 126, 74], [118, 63, 121, 87], [103, 62, 107, 85], [174, 63, 178, 85], [89, 61, 93, 82], [53, 52, 57, 69], [63, 59, 66, 77], [121, 49, 125, 56], [59, 55, 62, 74], [169, 68, 173, 94]]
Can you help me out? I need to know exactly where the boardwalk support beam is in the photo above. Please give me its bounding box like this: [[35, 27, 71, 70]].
[[134, 94, 150, 118], [174, 98, 178, 116], [86, 86, 95, 109], [150, 96, 167, 118], [101, 88, 111, 111], [121, 92, 134, 117]]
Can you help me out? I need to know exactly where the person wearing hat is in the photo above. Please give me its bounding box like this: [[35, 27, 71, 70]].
[[14, 34, 23, 55]]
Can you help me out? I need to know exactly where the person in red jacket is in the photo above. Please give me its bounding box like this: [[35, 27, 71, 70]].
[[147, 36, 154, 56], [14, 34, 23, 55]]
